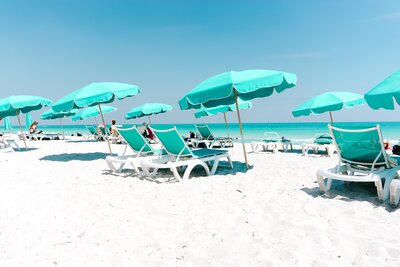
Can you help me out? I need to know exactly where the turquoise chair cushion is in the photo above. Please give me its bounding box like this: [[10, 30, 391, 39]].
[[192, 149, 228, 158]]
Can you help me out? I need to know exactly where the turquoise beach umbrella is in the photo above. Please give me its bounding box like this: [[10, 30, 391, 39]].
[[179, 69, 297, 169], [0, 95, 51, 117], [41, 109, 78, 139], [25, 113, 33, 130], [0, 95, 52, 149], [292, 92, 365, 123], [41, 109, 78, 120], [52, 82, 140, 112], [71, 105, 117, 122], [194, 100, 252, 118], [364, 70, 400, 110], [194, 99, 252, 142], [125, 103, 172, 124], [195, 100, 252, 142], [3, 117, 12, 130], [52, 82, 140, 154]]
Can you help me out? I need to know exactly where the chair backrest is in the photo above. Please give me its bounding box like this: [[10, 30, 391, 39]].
[[116, 126, 156, 155], [151, 127, 193, 159], [264, 132, 280, 142], [329, 124, 389, 169], [196, 124, 214, 139], [86, 125, 98, 135], [98, 125, 109, 136], [314, 133, 333, 145]]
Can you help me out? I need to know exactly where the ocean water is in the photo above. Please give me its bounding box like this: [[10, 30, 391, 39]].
[[3, 122, 400, 145]]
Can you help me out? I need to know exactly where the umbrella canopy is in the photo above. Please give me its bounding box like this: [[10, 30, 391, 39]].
[[195, 100, 252, 144], [292, 92, 365, 122], [180, 69, 297, 169], [0, 95, 52, 149], [179, 70, 296, 109], [194, 100, 252, 118], [41, 109, 77, 120], [365, 70, 400, 110], [41, 109, 78, 139], [71, 105, 117, 122], [3, 117, 12, 130], [25, 113, 33, 130], [125, 103, 172, 123], [52, 82, 140, 154], [0, 95, 52, 117], [52, 82, 140, 112]]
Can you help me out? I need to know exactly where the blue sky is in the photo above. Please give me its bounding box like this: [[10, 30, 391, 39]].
[[1, 0, 400, 124]]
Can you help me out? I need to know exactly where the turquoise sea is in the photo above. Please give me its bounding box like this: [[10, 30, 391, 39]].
[[3, 122, 400, 145]]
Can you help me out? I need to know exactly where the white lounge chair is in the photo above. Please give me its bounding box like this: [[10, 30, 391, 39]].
[[140, 127, 233, 182], [302, 133, 336, 157], [83, 125, 111, 141], [26, 132, 61, 141], [106, 126, 164, 174], [251, 132, 292, 153], [316, 125, 400, 202], [194, 124, 233, 148], [1, 134, 20, 151], [0, 136, 17, 152]]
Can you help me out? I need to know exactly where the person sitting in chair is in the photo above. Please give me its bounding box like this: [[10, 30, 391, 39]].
[[139, 122, 154, 141], [29, 121, 42, 134]]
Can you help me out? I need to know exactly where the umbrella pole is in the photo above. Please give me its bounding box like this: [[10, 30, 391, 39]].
[[233, 89, 249, 170], [98, 103, 113, 155], [59, 118, 65, 140], [148, 115, 152, 124], [329, 112, 334, 125], [222, 112, 231, 143], [16, 110, 27, 150]]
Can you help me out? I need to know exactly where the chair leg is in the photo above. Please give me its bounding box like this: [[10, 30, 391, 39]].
[[130, 162, 140, 175], [182, 164, 195, 180], [180, 160, 212, 180], [374, 178, 384, 202], [273, 144, 277, 152], [390, 180, 400, 207], [382, 171, 399, 202], [151, 168, 158, 176], [117, 162, 126, 172], [227, 154, 233, 169], [383, 179, 392, 202], [316, 170, 332, 193], [301, 145, 306, 156], [106, 157, 116, 172], [140, 161, 152, 177], [210, 157, 220, 175], [283, 143, 287, 152], [171, 167, 183, 181]]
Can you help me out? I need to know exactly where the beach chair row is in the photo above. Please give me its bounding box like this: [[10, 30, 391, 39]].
[[106, 126, 233, 182]]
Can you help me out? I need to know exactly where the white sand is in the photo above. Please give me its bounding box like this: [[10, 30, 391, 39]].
[[1, 138, 400, 266]]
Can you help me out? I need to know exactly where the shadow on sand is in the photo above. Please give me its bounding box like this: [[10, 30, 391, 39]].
[[102, 160, 252, 184], [14, 147, 39, 152], [40, 152, 109, 162], [301, 180, 398, 212]]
